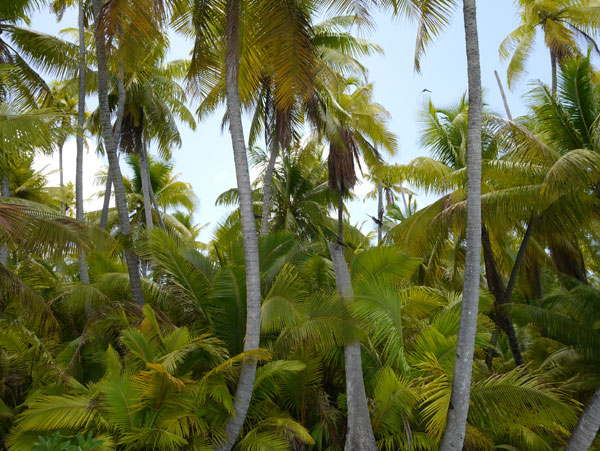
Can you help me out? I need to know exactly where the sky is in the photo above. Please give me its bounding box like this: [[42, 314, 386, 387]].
[[28, 2, 552, 243]]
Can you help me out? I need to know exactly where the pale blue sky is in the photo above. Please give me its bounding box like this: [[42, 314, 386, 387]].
[[29, 2, 551, 242]]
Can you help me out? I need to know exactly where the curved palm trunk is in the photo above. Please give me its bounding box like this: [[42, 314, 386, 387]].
[[93, 0, 144, 305], [76, 0, 89, 284], [138, 140, 153, 231], [439, 0, 482, 449], [566, 386, 600, 450], [0, 176, 9, 266], [329, 241, 378, 451], [219, 0, 262, 448]]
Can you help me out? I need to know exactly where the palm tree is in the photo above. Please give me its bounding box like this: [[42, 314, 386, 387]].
[[216, 1, 262, 447], [316, 76, 396, 449], [75, 0, 89, 283], [91, 0, 143, 305], [500, 0, 600, 96], [440, 0, 483, 448], [118, 56, 195, 233]]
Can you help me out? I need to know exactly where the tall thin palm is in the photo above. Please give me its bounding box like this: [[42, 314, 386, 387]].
[[500, 0, 600, 96]]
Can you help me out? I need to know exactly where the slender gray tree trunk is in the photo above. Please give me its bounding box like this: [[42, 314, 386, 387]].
[[99, 170, 112, 230], [58, 139, 65, 214], [329, 243, 378, 451], [218, 0, 262, 448], [99, 63, 125, 231], [138, 140, 154, 231], [439, 0, 483, 448], [0, 176, 10, 266], [93, 0, 144, 305], [566, 386, 600, 450], [76, 0, 90, 284], [551, 52, 558, 97], [149, 186, 166, 231], [377, 181, 383, 244], [494, 70, 512, 121], [400, 185, 409, 213], [260, 139, 278, 236]]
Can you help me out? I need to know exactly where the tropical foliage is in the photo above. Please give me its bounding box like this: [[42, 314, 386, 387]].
[[2, 0, 600, 449]]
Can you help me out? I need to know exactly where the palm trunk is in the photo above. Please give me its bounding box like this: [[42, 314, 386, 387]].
[[100, 63, 125, 232], [481, 225, 523, 367], [439, 0, 483, 448], [76, 0, 89, 284], [149, 186, 166, 231], [219, 0, 262, 448], [0, 176, 10, 266], [260, 139, 278, 236], [329, 242, 378, 451], [494, 69, 512, 121], [338, 193, 344, 244], [551, 51, 558, 97], [93, 0, 144, 305], [377, 181, 383, 244], [58, 138, 65, 214], [400, 184, 409, 213], [99, 170, 112, 230], [566, 386, 600, 450], [138, 139, 153, 231]]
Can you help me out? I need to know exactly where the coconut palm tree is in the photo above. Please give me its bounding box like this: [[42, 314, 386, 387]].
[[91, 0, 143, 305], [500, 0, 600, 96]]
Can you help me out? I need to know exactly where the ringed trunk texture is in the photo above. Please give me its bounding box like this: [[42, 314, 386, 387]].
[[439, 0, 483, 448], [329, 243, 377, 451], [93, 0, 144, 305], [219, 0, 262, 448], [76, 0, 89, 284], [566, 386, 600, 450]]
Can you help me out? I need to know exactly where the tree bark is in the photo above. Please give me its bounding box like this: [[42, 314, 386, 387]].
[[329, 243, 377, 451], [481, 225, 523, 367], [218, 0, 262, 448], [149, 185, 166, 231], [494, 69, 512, 121], [439, 0, 482, 448], [260, 138, 278, 236], [0, 176, 10, 266], [338, 193, 344, 244], [566, 386, 600, 450], [551, 51, 558, 98], [138, 139, 154, 231], [100, 64, 125, 231], [99, 170, 112, 230], [377, 181, 383, 244], [58, 139, 65, 214], [76, 0, 89, 284], [93, 0, 144, 305]]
